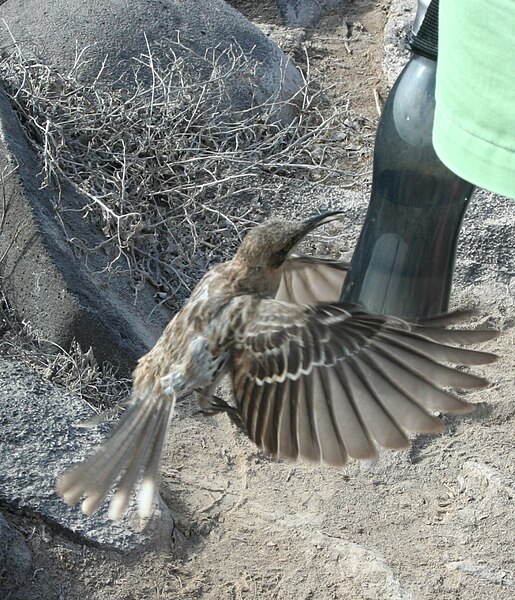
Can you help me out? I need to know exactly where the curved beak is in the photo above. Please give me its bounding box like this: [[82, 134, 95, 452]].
[[302, 210, 346, 234]]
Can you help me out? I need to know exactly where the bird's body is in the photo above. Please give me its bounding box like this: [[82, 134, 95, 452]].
[[58, 212, 499, 520]]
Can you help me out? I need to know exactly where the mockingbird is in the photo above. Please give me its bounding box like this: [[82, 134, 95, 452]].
[[57, 211, 498, 520]]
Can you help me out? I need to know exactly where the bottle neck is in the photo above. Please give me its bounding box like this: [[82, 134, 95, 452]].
[[409, 0, 439, 62]]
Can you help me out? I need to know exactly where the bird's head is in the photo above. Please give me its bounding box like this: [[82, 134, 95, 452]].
[[235, 210, 345, 269]]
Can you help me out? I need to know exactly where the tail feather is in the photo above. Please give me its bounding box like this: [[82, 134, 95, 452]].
[[138, 400, 173, 518], [57, 391, 175, 520], [60, 396, 154, 510], [83, 398, 157, 512], [107, 400, 163, 520]]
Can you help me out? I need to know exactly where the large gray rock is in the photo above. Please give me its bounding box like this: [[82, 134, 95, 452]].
[[0, 358, 175, 551], [0, 86, 168, 373], [0, 0, 306, 374], [0, 0, 303, 113]]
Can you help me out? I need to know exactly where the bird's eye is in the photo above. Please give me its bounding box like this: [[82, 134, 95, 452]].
[[253, 266, 262, 272]]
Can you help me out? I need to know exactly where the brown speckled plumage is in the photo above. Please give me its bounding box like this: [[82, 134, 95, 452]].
[[57, 212, 498, 520]]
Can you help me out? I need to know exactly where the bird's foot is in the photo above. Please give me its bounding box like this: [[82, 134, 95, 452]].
[[195, 395, 245, 431]]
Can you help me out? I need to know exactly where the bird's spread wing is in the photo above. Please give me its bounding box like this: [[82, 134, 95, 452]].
[[276, 256, 349, 304], [57, 388, 175, 520], [230, 301, 498, 465]]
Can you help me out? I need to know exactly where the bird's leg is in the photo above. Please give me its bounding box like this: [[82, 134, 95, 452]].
[[197, 391, 231, 415], [196, 391, 245, 431]]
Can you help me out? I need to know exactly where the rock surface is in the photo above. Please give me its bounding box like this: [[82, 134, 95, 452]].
[[0, 358, 175, 552], [0, 0, 302, 112], [275, 0, 345, 28], [383, 0, 413, 85]]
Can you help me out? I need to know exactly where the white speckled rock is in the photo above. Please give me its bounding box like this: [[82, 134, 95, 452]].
[[0, 358, 176, 552]]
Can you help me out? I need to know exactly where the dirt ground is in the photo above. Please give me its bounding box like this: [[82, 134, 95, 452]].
[[2, 1, 514, 599]]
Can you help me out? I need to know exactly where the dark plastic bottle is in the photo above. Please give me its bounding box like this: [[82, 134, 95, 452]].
[[340, 0, 475, 319]]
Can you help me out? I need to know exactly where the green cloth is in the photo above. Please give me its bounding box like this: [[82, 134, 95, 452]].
[[433, 0, 515, 199]]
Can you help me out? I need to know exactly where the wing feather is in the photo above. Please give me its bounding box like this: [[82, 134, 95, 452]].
[[369, 338, 489, 389], [311, 369, 348, 465], [276, 256, 349, 305], [360, 347, 472, 413], [262, 380, 284, 456], [231, 300, 498, 466], [326, 367, 376, 459], [246, 379, 267, 441], [339, 360, 410, 450], [254, 380, 277, 449], [276, 378, 296, 459], [286, 377, 301, 459], [350, 356, 444, 433], [297, 374, 321, 461]]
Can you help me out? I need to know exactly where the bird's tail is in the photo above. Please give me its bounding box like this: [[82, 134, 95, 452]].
[[56, 390, 175, 520]]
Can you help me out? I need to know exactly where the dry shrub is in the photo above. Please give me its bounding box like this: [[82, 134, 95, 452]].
[[0, 291, 130, 411], [0, 35, 345, 308], [0, 162, 129, 410]]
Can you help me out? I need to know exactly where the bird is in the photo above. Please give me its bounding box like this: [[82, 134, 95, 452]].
[[57, 210, 499, 520]]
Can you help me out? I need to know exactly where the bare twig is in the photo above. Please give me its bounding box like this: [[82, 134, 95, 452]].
[[373, 87, 383, 116], [0, 36, 346, 308], [0, 293, 130, 410]]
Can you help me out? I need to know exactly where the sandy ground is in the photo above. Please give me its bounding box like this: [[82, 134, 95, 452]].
[[1, 1, 514, 599]]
